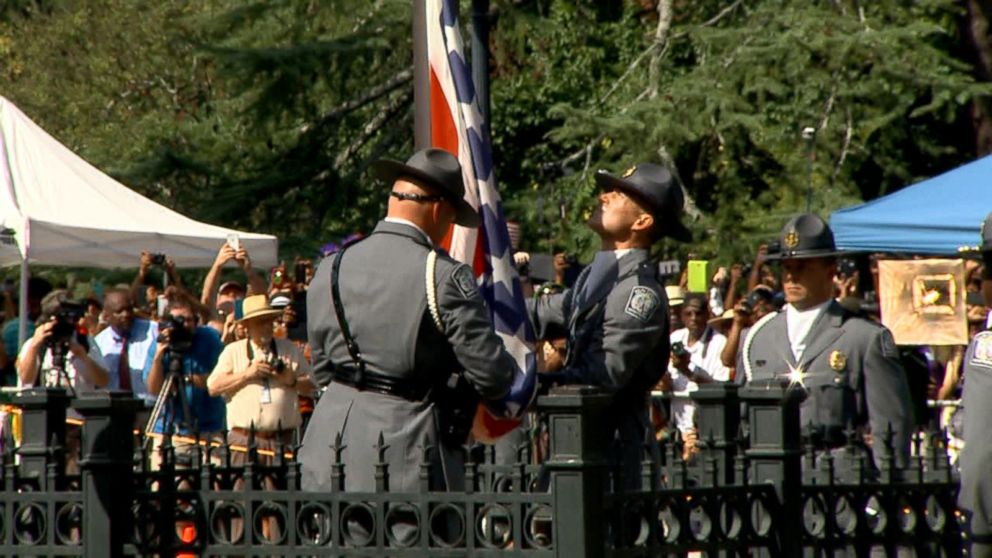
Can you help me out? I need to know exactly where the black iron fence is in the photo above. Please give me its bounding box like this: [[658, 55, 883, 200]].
[[0, 383, 964, 556]]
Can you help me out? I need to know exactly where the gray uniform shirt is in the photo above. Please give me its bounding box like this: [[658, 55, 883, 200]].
[[300, 220, 516, 492], [740, 300, 914, 470], [530, 248, 668, 486], [960, 330, 992, 540]]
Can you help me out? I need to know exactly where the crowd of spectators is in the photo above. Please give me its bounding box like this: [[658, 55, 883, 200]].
[[0, 241, 327, 468], [0, 234, 982, 468]]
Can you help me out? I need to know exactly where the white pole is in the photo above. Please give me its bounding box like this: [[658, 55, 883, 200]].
[[17, 255, 28, 349]]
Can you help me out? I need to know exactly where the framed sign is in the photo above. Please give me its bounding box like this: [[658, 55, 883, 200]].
[[878, 259, 967, 346]]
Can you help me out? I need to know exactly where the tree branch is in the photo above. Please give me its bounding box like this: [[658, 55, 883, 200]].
[[648, 0, 674, 99], [334, 89, 412, 168], [304, 68, 413, 134]]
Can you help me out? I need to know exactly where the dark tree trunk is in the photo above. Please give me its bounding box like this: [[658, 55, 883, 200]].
[[962, 0, 992, 155]]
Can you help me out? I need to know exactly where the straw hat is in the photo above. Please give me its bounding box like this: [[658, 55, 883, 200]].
[[707, 309, 735, 327], [237, 294, 283, 323]]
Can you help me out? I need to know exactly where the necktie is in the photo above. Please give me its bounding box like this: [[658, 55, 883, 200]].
[[117, 337, 132, 392], [574, 251, 619, 311]]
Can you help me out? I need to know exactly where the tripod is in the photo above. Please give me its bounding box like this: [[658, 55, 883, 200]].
[[47, 338, 77, 397], [144, 348, 198, 449]]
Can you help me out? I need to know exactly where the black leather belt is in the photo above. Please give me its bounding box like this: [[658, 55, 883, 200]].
[[331, 366, 429, 402]]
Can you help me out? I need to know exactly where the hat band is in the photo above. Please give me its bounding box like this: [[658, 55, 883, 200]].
[[391, 191, 445, 203]]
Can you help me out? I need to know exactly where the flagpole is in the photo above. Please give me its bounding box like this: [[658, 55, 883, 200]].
[[471, 0, 491, 124], [413, 0, 431, 149]]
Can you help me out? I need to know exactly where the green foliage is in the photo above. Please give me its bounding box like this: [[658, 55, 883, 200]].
[[0, 0, 989, 277]]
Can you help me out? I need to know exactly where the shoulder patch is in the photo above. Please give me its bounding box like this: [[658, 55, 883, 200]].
[[452, 265, 480, 300], [879, 328, 899, 359], [624, 286, 660, 322], [970, 331, 992, 368]]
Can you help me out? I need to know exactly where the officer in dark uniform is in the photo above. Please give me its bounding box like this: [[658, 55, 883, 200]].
[[300, 148, 518, 493], [531, 163, 690, 488], [959, 211, 992, 557], [739, 214, 914, 474]]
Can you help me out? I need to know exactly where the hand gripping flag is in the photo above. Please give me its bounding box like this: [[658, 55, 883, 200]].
[[425, 0, 538, 442]]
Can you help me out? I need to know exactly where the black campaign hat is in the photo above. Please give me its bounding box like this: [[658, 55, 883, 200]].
[[594, 163, 692, 242], [372, 148, 480, 228], [766, 213, 841, 260]]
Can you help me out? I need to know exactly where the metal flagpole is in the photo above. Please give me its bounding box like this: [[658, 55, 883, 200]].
[[471, 0, 491, 124], [413, 0, 431, 150]]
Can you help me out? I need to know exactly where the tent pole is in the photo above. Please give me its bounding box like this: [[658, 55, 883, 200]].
[[17, 256, 28, 349]]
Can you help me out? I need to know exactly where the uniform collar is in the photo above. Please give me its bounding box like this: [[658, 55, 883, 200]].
[[376, 219, 434, 248]]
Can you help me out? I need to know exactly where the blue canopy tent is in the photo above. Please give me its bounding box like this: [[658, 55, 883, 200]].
[[830, 155, 992, 254]]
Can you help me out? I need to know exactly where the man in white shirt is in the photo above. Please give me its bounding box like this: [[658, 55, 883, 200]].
[[665, 295, 730, 450], [89, 288, 160, 424], [17, 290, 109, 472]]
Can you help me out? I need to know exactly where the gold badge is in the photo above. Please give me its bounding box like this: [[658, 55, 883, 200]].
[[622, 165, 637, 178], [828, 350, 847, 372], [784, 230, 800, 249]]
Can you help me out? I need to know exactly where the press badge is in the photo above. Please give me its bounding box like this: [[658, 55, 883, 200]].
[[261, 380, 272, 404]]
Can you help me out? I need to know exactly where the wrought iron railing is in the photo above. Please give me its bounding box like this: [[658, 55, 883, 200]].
[[0, 382, 965, 557]]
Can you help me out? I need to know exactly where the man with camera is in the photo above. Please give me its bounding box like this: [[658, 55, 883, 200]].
[[143, 292, 226, 463], [17, 290, 109, 472], [300, 148, 518, 493], [531, 163, 690, 487], [664, 294, 730, 457], [207, 295, 313, 460]]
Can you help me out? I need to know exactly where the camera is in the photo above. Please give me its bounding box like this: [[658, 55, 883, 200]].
[[671, 341, 688, 358], [150, 253, 167, 265], [158, 315, 193, 353], [837, 258, 857, 277], [267, 354, 286, 374], [740, 263, 753, 277], [49, 299, 85, 344]]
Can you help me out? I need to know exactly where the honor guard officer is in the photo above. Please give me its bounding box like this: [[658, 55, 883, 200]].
[[300, 148, 517, 493], [959, 210, 992, 557], [740, 214, 914, 473], [531, 163, 690, 487]]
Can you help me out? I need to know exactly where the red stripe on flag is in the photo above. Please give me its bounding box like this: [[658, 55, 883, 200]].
[[429, 68, 458, 156], [429, 66, 460, 252]]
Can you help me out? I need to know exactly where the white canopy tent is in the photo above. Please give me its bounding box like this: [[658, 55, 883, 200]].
[[0, 96, 278, 345]]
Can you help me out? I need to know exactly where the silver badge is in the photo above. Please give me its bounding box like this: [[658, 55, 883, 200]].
[[971, 331, 992, 368], [453, 265, 480, 300], [624, 286, 660, 322]]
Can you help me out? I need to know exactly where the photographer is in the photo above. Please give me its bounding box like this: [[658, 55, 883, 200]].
[[201, 243, 266, 335], [17, 290, 109, 473], [665, 294, 730, 458], [131, 251, 184, 313], [721, 286, 776, 375], [207, 295, 313, 460], [144, 293, 226, 460]]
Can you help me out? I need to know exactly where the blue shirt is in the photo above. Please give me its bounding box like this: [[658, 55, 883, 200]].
[[90, 319, 159, 407], [3, 318, 34, 363], [143, 326, 226, 435]]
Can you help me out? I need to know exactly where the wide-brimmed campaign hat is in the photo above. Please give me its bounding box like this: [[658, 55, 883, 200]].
[[595, 163, 692, 242], [766, 213, 841, 260], [238, 294, 283, 323], [372, 148, 480, 228]]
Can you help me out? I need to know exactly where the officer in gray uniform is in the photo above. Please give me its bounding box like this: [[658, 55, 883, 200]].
[[532, 163, 691, 488], [300, 148, 517, 493], [959, 211, 992, 557], [739, 214, 913, 474]]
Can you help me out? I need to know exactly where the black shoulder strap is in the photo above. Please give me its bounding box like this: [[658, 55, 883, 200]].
[[246, 338, 278, 362], [330, 245, 366, 381]]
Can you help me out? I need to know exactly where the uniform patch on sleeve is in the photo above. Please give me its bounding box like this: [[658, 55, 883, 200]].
[[879, 329, 899, 359], [624, 286, 660, 322], [970, 331, 992, 367], [453, 265, 480, 300]]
